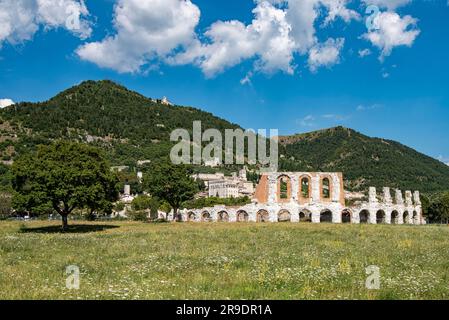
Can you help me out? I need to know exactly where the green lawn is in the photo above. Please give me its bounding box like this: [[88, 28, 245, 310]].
[[1, 221, 448, 300]]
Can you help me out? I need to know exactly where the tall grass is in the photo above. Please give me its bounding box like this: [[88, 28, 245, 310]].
[[0, 221, 448, 300]]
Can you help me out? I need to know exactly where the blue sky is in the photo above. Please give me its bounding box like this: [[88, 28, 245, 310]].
[[0, 0, 448, 163]]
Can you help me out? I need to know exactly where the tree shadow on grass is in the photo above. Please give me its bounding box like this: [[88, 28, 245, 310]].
[[20, 224, 120, 234]]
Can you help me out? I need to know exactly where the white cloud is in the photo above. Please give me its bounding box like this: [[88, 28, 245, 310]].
[[78, 0, 359, 77], [308, 38, 345, 72], [356, 103, 382, 111], [77, 0, 200, 73], [358, 48, 371, 57], [0, 98, 15, 108], [298, 115, 316, 127], [362, 0, 412, 10], [0, 0, 91, 46], [172, 1, 296, 77], [362, 11, 420, 60]]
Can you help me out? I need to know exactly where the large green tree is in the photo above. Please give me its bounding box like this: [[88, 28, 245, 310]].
[[11, 141, 119, 230], [143, 160, 198, 221]]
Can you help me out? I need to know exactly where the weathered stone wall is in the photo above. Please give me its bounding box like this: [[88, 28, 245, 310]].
[[181, 171, 424, 225]]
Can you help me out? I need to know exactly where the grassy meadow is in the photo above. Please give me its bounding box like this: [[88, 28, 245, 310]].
[[0, 220, 448, 300]]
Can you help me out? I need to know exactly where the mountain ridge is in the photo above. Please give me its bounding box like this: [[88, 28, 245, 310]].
[[1, 80, 449, 194]]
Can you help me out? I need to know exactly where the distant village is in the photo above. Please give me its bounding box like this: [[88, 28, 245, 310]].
[[114, 157, 255, 205]]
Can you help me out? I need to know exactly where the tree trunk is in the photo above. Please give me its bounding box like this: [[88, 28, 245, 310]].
[[61, 214, 68, 231], [173, 207, 180, 222]]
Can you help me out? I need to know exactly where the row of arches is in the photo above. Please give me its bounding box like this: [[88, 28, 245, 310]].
[[186, 208, 420, 224], [277, 174, 333, 202]]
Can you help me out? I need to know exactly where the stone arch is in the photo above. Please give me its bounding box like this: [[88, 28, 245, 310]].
[[277, 175, 292, 202], [321, 176, 332, 200], [342, 209, 352, 223], [320, 209, 333, 223], [391, 210, 399, 224], [187, 211, 196, 222], [278, 209, 291, 222], [403, 211, 410, 224], [413, 211, 419, 224], [299, 175, 312, 200], [359, 210, 370, 224], [217, 211, 229, 222], [376, 210, 386, 224], [237, 210, 249, 222], [201, 211, 211, 222], [257, 210, 270, 222], [299, 209, 312, 222]]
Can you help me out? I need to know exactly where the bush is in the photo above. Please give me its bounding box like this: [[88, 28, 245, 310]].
[[0, 193, 12, 220], [127, 210, 148, 222]]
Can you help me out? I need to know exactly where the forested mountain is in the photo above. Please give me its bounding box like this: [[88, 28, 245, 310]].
[[1, 80, 449, 194], [278, 127, 449, 193], [0, 80, 241, 167]]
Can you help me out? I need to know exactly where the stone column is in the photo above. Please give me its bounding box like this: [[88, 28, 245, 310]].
[[413, 191, 421, 205], [311, 175, 321, 203], [405, 191, 413, 206], [395, 189, 404, 205], [291, 175, 299, 202], [369, 187, 378, 204], [332, 174, 341, 203]]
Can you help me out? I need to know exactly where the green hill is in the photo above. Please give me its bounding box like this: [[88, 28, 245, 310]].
[[278, 126, 449, 193], [0, 80, 241, 167], [1, 81, 449, 194]]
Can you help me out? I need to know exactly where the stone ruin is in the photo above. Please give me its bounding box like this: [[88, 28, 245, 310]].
[[178, 172, 424, 225]]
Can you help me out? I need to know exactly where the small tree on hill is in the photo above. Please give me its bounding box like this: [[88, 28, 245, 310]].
[[11, 141, 119, 230], [143, 160, 198, 222]]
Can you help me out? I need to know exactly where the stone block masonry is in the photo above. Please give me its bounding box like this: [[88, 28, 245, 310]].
[[179, 172, 424, 225]]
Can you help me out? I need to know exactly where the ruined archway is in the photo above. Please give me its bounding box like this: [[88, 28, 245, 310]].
[[342, 209, 352, 223], [299, 209, 312, 222], [403, 211, 410, 224], [376, 210, 386, 224], [321, 177, 332, 200], [257, 210, 270, 223], [359, 210, 370, 224], [300, 176, 311, 199], [237, 210, 249, 222], [217, 211, 229, 222], [277, 175, 292, 202], [201, 211, 211, 222], [187, 212, 196, 222], [278, 210, 291, 222], [391, 211, 399, 224], [320, 209, 333, 223], [413, 211, 419, 224]]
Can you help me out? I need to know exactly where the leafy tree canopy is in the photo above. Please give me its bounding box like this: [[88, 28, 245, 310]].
[[11, 141, 119, 229]]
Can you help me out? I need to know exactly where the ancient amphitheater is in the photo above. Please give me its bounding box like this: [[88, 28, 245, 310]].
[[180, 172, 424, 225]]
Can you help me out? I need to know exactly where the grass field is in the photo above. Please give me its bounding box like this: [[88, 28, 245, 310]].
[[0, 221, 448, 300]]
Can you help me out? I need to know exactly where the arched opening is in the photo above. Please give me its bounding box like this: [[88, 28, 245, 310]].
[[413, 211, 419, 224], [299, 209, 312, 222], [391, 211, 399, 224], [201, 211, 211, 222], [359, 210, 370, 224], [278, 210, 291, 222], [237, 210, 249, 222], [320, 210, 333, 223], [300, 177, 311, 198], [217, 211, 229, 222], [322, 177, 331, 199], [257, 210, 269, 223], [277, 175, 291, 202], [403, 211, 410, 224], [342, 209, 352, 223], [188, 212, 196, 222], [376, 210, 386, 224]]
